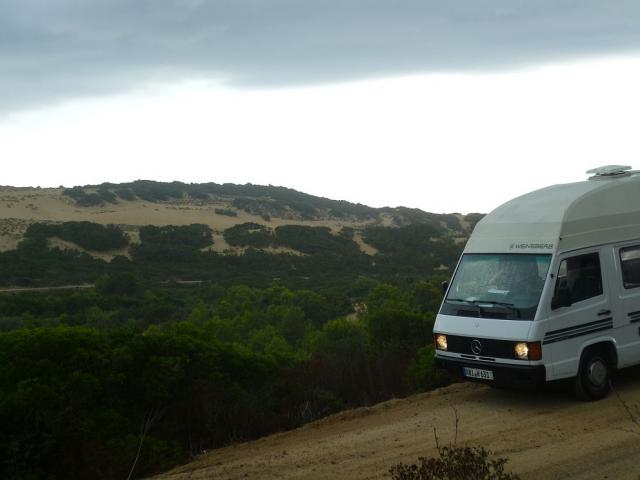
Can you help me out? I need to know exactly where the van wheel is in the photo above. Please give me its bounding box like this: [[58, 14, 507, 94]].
[[575, 349, 611, 401]]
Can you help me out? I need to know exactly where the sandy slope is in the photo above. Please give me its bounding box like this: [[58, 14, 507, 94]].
[[0, 187, 381, 255], [153, 369, 640, 480]]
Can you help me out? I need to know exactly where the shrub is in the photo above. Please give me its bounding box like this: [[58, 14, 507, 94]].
[[97, 189, 118, 204], [215, 208, 238, 217], [464, 213, 485, 232], [59, 222, 129, 251], [95, 272, 140, 295], [138, 224, 212, 249], [389, 446, 521, 480], [25, 222, 129, 252], [223, 223, 273, 248], [62, 187, 103, 207], [115, 188, 136, 201], [274, 225, 360, 256], [405, 345, 454, 392]]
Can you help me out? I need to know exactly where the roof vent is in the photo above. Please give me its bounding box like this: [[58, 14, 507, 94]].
[[587, 165, 632, 178]]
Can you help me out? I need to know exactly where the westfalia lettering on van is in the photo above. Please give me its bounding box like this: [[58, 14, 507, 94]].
[[434, 165, 640, 400]]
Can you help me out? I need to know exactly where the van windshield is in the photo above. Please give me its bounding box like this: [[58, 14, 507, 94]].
[[441, 253, 552, 321]]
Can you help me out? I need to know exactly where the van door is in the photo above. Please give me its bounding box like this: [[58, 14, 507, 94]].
[[612, 244, 640, 367], [545, 249, 612, 378]]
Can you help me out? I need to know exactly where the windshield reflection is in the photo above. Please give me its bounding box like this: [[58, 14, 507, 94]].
[[441, 253, 551, 320]]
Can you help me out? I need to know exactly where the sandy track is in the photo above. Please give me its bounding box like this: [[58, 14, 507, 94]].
[[0, 284, 95, 294], [154, 369, 640, 480]]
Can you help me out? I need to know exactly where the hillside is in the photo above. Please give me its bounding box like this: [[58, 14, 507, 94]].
[[0, 182, 477, 255], [154, 374, 640, 480], [0, 182, 481, 288], [0, 181, 486, 480]]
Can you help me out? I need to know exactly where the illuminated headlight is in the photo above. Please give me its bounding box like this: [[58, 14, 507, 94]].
[[435, 334, 448, 351], [514, 341, 542, 361], [514, 342, 529, 359]]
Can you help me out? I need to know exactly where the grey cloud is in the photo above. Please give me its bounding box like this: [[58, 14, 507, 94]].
[[2, 0, 640, 113]]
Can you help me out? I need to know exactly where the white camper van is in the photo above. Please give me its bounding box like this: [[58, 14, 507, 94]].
[[434, 165, 640, 400]]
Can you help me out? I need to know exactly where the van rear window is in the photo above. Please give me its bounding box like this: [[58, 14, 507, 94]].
[[620, 246, 640, 289]]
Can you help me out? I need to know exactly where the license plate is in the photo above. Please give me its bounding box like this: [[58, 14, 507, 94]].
[[463, 367, 494, 380]]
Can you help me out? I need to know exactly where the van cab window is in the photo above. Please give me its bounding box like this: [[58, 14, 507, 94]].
[[552, 252, 602, 308], [620, 245, 640, 289]]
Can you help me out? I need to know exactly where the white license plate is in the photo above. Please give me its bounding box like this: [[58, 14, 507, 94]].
[[463, 367, 494, 381]]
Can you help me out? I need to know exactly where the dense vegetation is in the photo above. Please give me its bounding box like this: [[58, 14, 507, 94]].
[[214, 207, 238, 217], [0, 279, 452, 480], [132, 225, 213, 262], [60, 181, 479, 229], [0, 220, 464, 289], [0, 210, 471, 479], [63, 180, 379, 220], [223, 222, 273, 248], [223, 223, 362, 255], [63, 187, 118, 207], [363, 224, 462, 272], [25, 222, 129, 252]]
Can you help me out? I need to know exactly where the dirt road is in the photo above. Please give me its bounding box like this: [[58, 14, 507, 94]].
[[0, 284, 94, 294], [154, 369, 640, 480]]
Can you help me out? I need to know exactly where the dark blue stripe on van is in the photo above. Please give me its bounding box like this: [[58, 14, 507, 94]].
[[545, 318, 612, 337], [543, 318, 613, 345]]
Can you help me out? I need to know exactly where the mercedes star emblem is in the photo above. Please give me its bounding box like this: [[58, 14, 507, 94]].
[[471, 339, 482, 355]]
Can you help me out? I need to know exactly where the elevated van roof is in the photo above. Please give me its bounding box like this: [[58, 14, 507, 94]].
[[465, 170, 640, 255]]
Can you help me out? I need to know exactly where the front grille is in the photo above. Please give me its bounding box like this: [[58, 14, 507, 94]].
[[446, 334, 515, 359]]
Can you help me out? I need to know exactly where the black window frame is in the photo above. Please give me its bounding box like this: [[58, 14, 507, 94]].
[[619, 244, 640, 290], [552, 251, 603, 309]]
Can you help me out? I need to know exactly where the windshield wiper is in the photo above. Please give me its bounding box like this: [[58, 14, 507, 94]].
[[446, 298, 472, 303], [447, 298, 514, 308], [473, 300, 521, 319], [445, 298, 482, 316], [474, 300, 515, 307], [446, 298, 520, 319]]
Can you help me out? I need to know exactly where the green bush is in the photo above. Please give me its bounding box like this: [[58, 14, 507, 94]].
[[274, 225, 360, 256], [25, 222, 129, 252], [215, 208, 238, 217], [97, 189, 117, 204], [464, 213, 485, 232], [405, 345, 453, 392], [62, 181, 381, 219], [390, 446, 521, 480], [115, 188, 136, 201], [223, 223, 273, 248], [63, 187, 103, 207], [138, 224, 212, 249], [95, 272, 140, 296], [363, 224, 443, 255]]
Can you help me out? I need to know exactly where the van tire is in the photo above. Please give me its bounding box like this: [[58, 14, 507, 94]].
[[574, 348, 611, 401]]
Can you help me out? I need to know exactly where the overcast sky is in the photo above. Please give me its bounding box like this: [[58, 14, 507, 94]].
[[2, 1, 640, 213]]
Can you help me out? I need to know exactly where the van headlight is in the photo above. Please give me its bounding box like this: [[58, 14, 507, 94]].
[[435, 334, 448, 351], [514, 341, 541, 360]]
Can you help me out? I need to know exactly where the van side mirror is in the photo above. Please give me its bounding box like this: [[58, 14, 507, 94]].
[[551, 286, 572, 310], [441, 281, 449, 297]]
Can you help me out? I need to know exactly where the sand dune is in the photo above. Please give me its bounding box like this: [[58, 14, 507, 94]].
[[0, 187, 383, 256]]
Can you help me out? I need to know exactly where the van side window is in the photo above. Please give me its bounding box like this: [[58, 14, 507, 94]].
[[553, 252, 603, 306], [620, 245, 640, 289]]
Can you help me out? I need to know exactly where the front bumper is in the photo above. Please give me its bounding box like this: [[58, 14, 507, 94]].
[[436, 355, 546, 388]]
